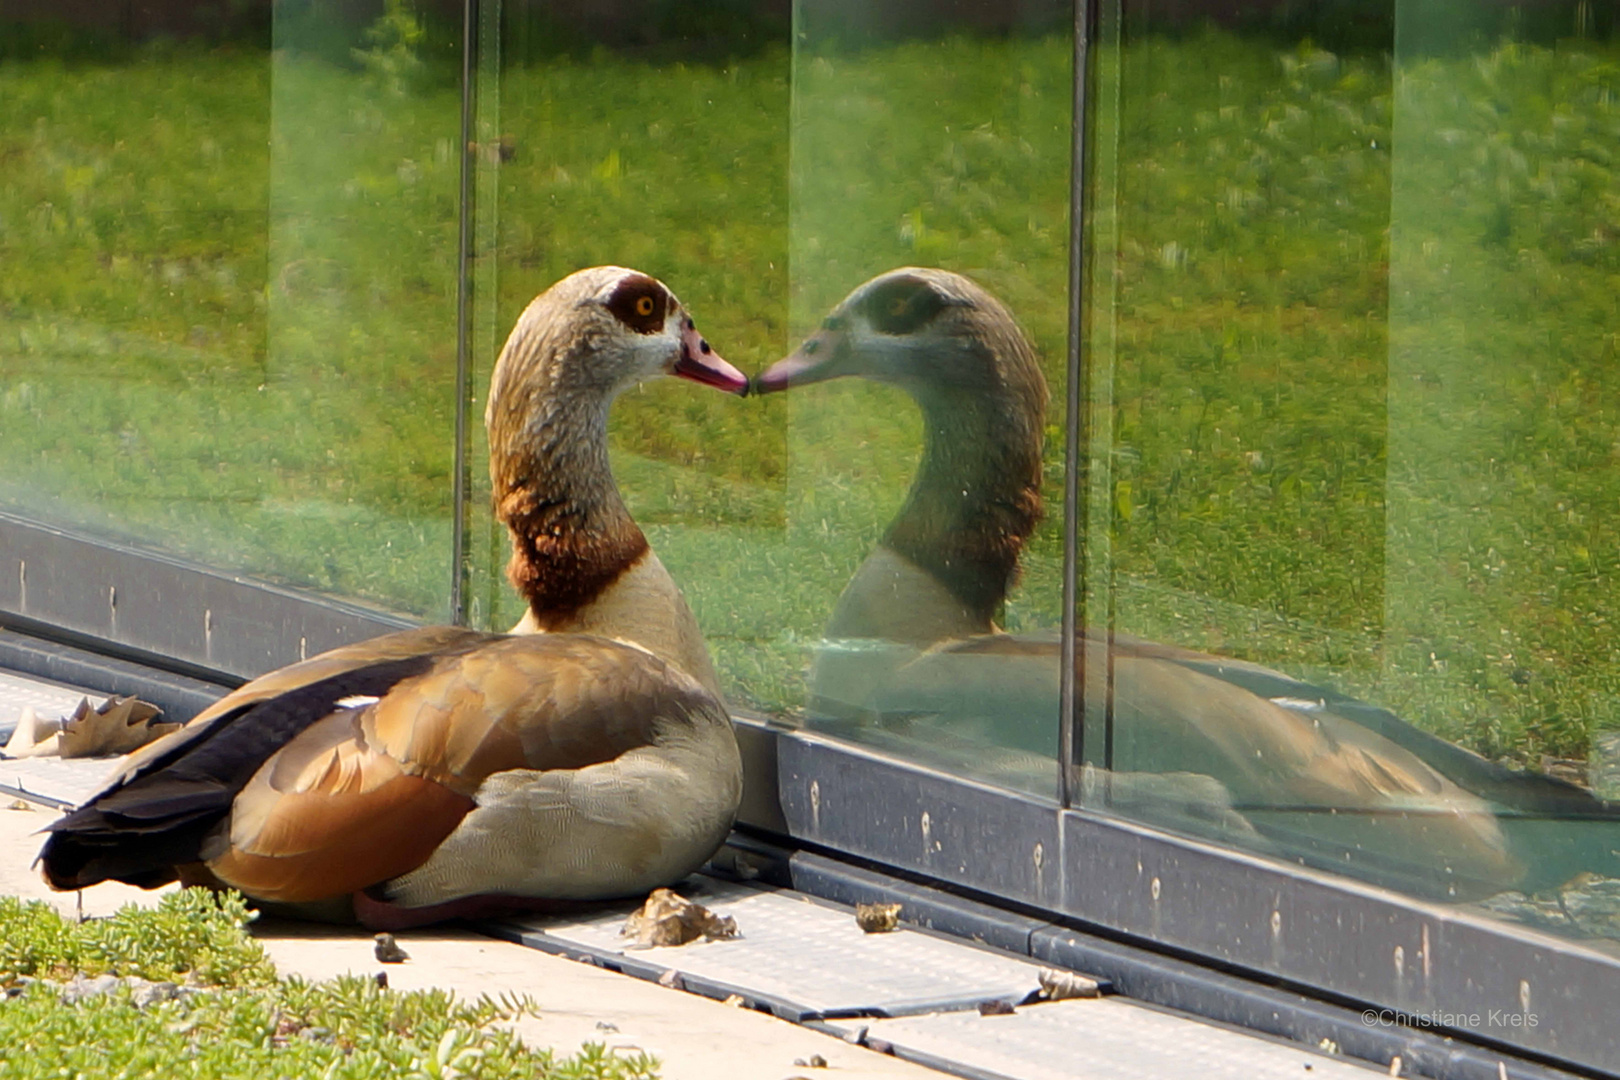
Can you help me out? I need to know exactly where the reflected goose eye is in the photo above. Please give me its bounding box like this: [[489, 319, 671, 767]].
[[866, 279, 946, 335]]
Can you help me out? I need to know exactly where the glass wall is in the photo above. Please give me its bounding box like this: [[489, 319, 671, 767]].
[[775, 1, 1074, 796], [1081, 0, 1620, 939], [1, 0, 464, 621]]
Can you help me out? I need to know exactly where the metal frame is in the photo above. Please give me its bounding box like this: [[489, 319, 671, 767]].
[[450, 0, 479, 624], [0, 511, 413, 683], [763, 728, 1620, 1074]]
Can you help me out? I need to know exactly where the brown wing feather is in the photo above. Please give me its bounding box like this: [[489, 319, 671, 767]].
[[107, 626, 490, 790], [192, 634, 702, 905], [366, 635, 672, 781], [208, 779, 473, 902]]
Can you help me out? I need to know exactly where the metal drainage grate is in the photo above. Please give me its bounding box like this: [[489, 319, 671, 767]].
[[485, 876, 1061, 1022]]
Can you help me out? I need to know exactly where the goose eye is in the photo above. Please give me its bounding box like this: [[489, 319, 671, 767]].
[[605, 273, 667, 334], [889, 297, 909, 317]]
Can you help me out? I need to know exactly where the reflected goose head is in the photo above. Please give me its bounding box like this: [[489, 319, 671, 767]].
[[755, 267, 1047, 639], [754, 267, 1041, 410]]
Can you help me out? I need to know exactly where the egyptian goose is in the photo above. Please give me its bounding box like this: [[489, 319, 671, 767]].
[[39, 267, 748, 928], [757, 268, 1617, 899]]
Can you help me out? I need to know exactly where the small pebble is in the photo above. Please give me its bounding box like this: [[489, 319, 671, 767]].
[[375, 971, 389, 989], [596, 1021, 619, 1032], [656, 969, 685, 990], [978, 998, 1016, 1016], [723, 994, 747, 1007], [792, 1054, 828, 1068], [60, 974, 121, 1004], [373, 933, 410, 964], [855, 902, 902, 933], [129, 981, 181, 1008]]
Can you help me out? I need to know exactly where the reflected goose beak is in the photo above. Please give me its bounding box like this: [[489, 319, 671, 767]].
[[673, 320, 749, 395], [752, 328, 848, 394]]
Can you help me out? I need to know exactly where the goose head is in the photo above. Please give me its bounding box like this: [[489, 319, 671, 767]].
[[754, 267, 1043, 415], [756, 268, 1047, 638], [487, 267, 745, 659], [488, 265, 745, 430]]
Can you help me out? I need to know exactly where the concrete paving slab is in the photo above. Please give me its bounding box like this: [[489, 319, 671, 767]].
[[0, 801, 942, 1080], [0, 754, 118, 810]]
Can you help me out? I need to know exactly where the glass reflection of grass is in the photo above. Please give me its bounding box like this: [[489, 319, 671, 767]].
[[1, 33, 1617, 776], [1096, 34, 1620, 771], [0, 47, 461, 616]]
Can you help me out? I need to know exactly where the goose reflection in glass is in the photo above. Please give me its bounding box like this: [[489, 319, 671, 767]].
[[756, 267, 1620, 903]]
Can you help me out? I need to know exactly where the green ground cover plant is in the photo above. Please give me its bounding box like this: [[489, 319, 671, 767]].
[[1, 28, 1616, 769], [0, 889, 657, 1080]]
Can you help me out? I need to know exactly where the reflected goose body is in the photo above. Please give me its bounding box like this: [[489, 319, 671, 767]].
[[758, 267, 1619, 900]]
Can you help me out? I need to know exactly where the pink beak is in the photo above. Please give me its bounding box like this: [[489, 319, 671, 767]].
[[672, 320, 748, 395]]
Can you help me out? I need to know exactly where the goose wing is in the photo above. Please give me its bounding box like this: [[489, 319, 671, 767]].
[[40, 632, 712, 904], [100, 626, 491, 793]]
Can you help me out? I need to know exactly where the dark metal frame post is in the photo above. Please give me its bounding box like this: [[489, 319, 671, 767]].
[[1060, 0, 1095, 808], [450, 0, 480, 626]]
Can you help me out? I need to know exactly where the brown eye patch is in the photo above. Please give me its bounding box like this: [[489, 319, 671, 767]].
[[863, 278, 947, 336], [605, 274, 669, 334]]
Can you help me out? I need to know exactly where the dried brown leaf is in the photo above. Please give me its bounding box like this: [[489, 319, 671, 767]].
[[622, 888, 739, 947], [58, 696, 178, 759]]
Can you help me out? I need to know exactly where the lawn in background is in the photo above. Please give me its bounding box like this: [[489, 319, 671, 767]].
[[1, 27, 1617, 769]]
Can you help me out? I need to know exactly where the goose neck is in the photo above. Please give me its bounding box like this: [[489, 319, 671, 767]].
[[491, 394, 648, 629]]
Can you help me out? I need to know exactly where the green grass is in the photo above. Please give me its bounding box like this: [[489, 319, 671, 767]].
[[1, 29, 1618, 767], [1087, 34, 1620, 764], [0, 889, 658, 1080]]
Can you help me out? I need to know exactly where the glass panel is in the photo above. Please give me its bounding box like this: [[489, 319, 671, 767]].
[[1386, 0, 1620, 939], [1082, 0, 1620, 943], [776, 1, 1075, 797], [0, 1, 463, 620], [462, 5, 793, 676]]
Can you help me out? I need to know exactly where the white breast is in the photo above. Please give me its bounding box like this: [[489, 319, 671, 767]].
[[509, 551, 722, 699]]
